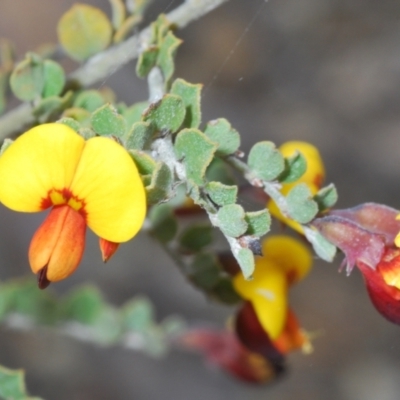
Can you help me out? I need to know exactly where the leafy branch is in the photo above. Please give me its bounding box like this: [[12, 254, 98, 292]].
[[0, 0, 231, 138]]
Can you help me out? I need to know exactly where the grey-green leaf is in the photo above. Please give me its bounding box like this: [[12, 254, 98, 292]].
[[170, 78, 202, 129], [125, 121, 155, 150], [236, 248, 255, 279], [217, 204, 248, 237], [143, 94, 185, 133], [245, 209, 271, 237], [314, 184, 338, 211], [175, 128, 217, 185], [286, 183, 319, 224], [149, 204, 177, 243], [91, 103, 127, 137], [279, 151, 307, 183], [205, 181, 238, 206], [304, 226, 337, 262], [179, 224, 214, 252], [248, 141, 285, 182], [203, 118, 240, 156]]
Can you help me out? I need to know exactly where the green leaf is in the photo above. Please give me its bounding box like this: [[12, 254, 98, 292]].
[[0, 38, 15, 69], [189, 253, 221, 290], [10, 53, 44, 101], [7, 280, 58, 324], [0, 365, 41, 400], [0, 139, 13, 156], [161, 315, 187, 337], [157, 31, 182, 85], [205, 181, 237, 206], [57, 4, 113, 61], [62, 106, 91, 122], [206, 157, 236, 185], [78, 127, 96, 139], [170, 78, 202, 129], [146, 162, 173, 205], [279, 151, 307, 183], [314, 184, 338, 211], [0, 69, 10, 114], [151, 14, 171, 45], [203, 118, 240, 156], [286, 183, 319, 224], [149, 204, 178, 243], [126, 0, 152, 15], [109, 0, 126, 29], [248, 141, 285, 182], [136, 46, 159, 78], [74, 89, 107, 112], [123, 101, 149, 127], [143, 94, 185, 133], [125, 121, 154, 150], [91, 306, 121, 345], [61, 286, 105, 325], [236, 248, 255, 279], [304, 226, 337, 262], [42, 59, 65, 98], [175, 128, 217, 185], [91, 103, 127, 137], [32, 91, 73, 122], [179, 224, 214, 252], [245, 209, 271, 236], [129, 149, 157, 175], [217, 204, 248, 237], [57, 117, 81, 132], [114, 14, 142, 44], [209, 278, 241, 305], [122, 297, 155, 332]]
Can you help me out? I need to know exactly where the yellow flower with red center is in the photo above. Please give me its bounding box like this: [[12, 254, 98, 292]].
[[269, 141, 325, 233], [0, 123, 146, 288], [233, 235, 312, 346]]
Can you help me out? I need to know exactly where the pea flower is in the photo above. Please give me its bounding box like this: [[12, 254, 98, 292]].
[[233, 235, 312, 351], [0, 123, 146, 288], [312, 203, 400, 324], [179, 328, 283, 383], [269, 141, 325, 233]]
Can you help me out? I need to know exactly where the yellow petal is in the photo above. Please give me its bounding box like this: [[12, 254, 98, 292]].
[[0, 123, 85, 211], [279, 141, 325, 187], [69, 136, 146, 242], [234, 262, 288, 340], [261, 235, 312, 284]]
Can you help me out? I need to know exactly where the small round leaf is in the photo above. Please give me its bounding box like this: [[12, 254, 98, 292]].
[[58, 4, 113, 61]]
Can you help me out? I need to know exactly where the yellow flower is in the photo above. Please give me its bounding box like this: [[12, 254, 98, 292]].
[[233, 235, 312, 340], [0, 123, 146, 287], [269, 141, 325, 233]]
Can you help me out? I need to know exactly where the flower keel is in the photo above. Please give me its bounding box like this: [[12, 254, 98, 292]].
[[29, 205, 86, 288]]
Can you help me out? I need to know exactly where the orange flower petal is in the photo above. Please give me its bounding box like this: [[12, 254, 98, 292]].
[[29, 205, 86, 284]]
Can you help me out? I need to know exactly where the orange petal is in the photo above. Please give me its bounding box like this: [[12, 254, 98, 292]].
[[29, 205, 86, 286], [273, 309, 312, 354], [99, 238, 119, 262]]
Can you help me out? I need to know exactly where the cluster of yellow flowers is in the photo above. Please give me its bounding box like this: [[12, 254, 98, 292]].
[[0, 123, 329, 382]]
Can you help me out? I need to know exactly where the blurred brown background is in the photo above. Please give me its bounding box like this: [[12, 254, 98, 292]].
[[2, 0, 400, 399]]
